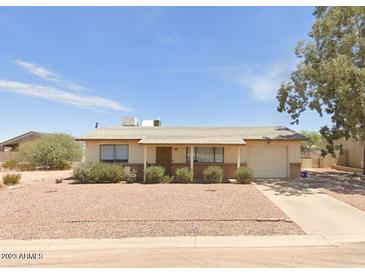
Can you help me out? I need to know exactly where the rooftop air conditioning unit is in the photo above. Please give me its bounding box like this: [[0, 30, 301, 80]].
[[122, 117, 138, 127], [154, 119, 161, 127], [141, 120, 154, 127], [141, 119, 161, 127]]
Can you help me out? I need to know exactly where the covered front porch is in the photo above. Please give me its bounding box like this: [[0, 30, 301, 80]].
[[142, 145, 245, 182]]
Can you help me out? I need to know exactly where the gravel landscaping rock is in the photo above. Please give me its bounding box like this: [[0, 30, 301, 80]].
[[0, 171, 302, 239]]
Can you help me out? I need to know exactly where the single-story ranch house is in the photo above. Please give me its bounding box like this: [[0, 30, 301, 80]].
[[0, 131, 45, 162], [76, 118, 306, 181]]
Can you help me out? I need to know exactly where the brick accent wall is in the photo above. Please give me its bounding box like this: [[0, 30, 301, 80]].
[[289, 162, 301, 178], [171, 163, 189, 175], [127, 162, 248, 182], [172, 163, 240, 180]]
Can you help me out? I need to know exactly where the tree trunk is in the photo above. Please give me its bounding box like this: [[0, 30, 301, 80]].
[[363, 143, 365, 175]]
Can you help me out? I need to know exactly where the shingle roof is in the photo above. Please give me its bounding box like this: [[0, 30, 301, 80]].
[[76, 126, 306, 144], [139, 136, 246, 145]]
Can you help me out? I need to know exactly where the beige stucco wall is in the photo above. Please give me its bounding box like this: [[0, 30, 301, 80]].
[[321, 138, 364, 168], [288, 143, 301, 163], [240, 146, 248, 163], [84, 140, 156, 164], [84, 140, 302, 168]]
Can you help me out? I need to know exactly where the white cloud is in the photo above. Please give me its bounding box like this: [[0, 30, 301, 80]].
[[11, 59, 88, 92], [235, 62, 293, 101], [0, 80, 130, 112]]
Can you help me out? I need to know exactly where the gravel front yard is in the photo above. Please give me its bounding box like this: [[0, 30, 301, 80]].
[[0, 171, 302, 239]]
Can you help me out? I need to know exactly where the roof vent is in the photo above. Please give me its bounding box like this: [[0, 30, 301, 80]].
[[122, 117, 138, 127]]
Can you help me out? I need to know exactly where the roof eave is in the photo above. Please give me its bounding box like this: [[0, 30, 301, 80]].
[[0, 131, 44, 146]]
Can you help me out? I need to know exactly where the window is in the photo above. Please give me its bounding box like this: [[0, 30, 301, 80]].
[[186, 147, 224, 163], [100, 145, 128, 162]]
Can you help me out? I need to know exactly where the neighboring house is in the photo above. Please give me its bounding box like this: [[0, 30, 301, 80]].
[[321, 138, 365, 169], [76, 118, 305, 181], [0, 131, 45, 162]]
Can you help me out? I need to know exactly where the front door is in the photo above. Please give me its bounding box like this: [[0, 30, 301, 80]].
[[156, 147, 172, 175]]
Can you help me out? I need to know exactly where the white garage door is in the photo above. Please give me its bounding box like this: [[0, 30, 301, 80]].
[[248, 146, 288, 178]]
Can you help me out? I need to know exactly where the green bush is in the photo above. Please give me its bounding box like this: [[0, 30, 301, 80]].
[[175, 167, 192, 183], [17, 133, 82, 170], [235, 167, 253, 183], [162, 175, 174, 184], [144, 166, 166, 183], [73, 162, 94, 182], [2, 174, 22, 185], [203, 166, 224, 183], [73, 162, 124, 183], [16, 162, 36, 171], [2, 160, 18, 170], [123, 166, 137, 183]]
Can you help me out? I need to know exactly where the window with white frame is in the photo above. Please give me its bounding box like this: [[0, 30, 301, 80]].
[[100, 145, 128, 162], [186, 147, 224, 163]]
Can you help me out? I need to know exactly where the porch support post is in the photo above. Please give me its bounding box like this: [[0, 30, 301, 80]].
[[190, 146, 194, 181], [143, 145, 147, 182], [237, 146, 241, 169]]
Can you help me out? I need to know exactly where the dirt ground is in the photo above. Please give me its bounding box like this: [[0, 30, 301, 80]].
[[0, 170, 302, 239]]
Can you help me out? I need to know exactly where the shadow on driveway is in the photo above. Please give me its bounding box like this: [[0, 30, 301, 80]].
[[254, 170, 365, 197], [254, 179, 321, 196]]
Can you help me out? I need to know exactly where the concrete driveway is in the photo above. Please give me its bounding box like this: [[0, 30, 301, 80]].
[[254, 179, 365, 236]]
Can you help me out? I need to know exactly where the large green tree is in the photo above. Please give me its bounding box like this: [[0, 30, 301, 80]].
[[299, 130, 322, 157], [17, 133, 82, 170], [277, 7, 365, 174]]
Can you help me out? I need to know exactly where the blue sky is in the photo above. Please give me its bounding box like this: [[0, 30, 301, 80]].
[[0, 7, 330, 141]]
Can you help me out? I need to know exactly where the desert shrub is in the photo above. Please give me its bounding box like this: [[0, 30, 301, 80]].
[[203, 166, 224, 183], [2, 161, 37, 171], [123, 166, 137, 183], [235, 167, 253, 183], [2, 174, 22, 185], [175, 167, 192, 183], [73, 162, 94, 183], [93, 163, 124, 183], [16, 162, 36, 171], [17, 134, 82, 170], [161, 175, 174, 184], [144, 165, 165, 183], [2, 160, 18, 170], [73, 162, 124, 183], [54, 162, 72, 170]]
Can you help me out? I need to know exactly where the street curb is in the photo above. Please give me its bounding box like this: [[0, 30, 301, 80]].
[[1, 234, 365, 252]]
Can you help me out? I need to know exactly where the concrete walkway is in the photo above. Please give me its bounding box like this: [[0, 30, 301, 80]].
[[254, 180, 365, 235]]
